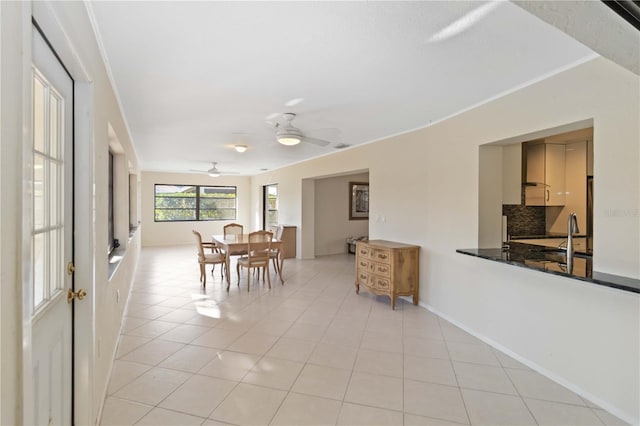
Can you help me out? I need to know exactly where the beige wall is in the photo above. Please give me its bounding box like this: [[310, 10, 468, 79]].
[[250, 58, 640, 422], [141, 171, 252, 247], [314, 172, 369, 256]]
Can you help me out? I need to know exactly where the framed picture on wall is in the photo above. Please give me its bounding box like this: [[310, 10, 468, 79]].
[[349, 182, 369, 220]]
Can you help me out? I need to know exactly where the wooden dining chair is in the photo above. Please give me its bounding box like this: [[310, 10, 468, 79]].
[[268, 225, 284, 283], [192, 231, 222, 276], [208, 240, 225, 278], [192, 230, 226, 288], [199, 236, 221, 255], [236, 230, 273, 291], [202, 235, 222, 264], [223, 223, 247, 256], [223, 223, 243, 238]]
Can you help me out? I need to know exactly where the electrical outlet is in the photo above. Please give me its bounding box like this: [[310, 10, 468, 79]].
[[116, 289, 120, 303]]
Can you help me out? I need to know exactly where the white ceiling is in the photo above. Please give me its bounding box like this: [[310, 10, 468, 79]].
[[87, 1, 596, 176]]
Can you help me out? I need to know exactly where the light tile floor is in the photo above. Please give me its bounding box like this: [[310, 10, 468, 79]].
[[100, 245, 628, 426]]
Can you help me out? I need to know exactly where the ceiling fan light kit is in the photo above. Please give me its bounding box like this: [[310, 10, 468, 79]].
[[234, 144, 247, 153], [277, 133, 302, 146], [193, 162, 239, 177], [274, 112, 331, 147]]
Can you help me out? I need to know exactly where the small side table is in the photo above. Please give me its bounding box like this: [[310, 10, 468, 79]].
[[346, 237, 367, 254]]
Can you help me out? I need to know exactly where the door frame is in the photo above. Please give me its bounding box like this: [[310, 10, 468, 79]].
[[30, 19, 75, 425], [22, 3, 96, 425]]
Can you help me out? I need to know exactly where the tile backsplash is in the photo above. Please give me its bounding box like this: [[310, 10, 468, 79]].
[[502, 204, 545, 237]]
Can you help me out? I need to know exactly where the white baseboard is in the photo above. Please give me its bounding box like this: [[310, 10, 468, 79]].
[[404, 297, 636, 425]]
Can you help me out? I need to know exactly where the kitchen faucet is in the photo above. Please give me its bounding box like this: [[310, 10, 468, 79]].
[[566, 212, 580, 273]]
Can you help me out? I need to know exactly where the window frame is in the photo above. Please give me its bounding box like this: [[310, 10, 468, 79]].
[[262, 184, 278, 230], [108, 151, 115, 254], [154, 184, 237, 222]]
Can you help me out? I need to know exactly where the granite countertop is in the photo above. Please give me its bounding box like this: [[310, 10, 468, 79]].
[[457, 242, 639, 294]]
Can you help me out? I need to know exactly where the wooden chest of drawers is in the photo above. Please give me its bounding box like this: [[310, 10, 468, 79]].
[[355, 240, 419, 310]]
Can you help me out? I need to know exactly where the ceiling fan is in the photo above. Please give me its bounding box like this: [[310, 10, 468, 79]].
[[190, 162, 239, 177], [272, 113, 331, 147]]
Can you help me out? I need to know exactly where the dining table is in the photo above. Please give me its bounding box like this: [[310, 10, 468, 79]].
[[212, 234, 285, 289]]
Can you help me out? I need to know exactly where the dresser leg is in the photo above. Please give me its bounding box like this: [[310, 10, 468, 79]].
[[355, 282, 360, 294], [413, 293, 418, 305], [391, 296, 396, 310]]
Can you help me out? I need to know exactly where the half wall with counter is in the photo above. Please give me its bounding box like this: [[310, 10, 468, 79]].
[[457, 243, 639, 294]]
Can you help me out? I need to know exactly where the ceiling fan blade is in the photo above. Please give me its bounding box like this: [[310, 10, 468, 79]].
[[308, 127, 341, 141], [265, 112, 280, 122], [303, 136, 331, 147], [284, 97, 304, 107], [218, 171, 240, 175], [189, 169, 208, 173]]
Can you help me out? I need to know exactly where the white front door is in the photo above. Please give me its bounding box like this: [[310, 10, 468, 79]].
[[30, 26, 74, 425]]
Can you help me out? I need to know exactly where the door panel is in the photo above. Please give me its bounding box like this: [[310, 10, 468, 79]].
[[30, 26, 74, 425]]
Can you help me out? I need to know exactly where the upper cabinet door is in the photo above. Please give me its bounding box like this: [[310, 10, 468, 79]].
[[524, 143, 565, 206], [526, 143, 545, 184], [525, 143, 546, 206], [545, 144, 566, 206]]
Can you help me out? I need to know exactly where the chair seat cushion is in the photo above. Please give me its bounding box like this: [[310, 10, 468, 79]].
[[203, 253, 225, 262], [237, 256, 268, 267]]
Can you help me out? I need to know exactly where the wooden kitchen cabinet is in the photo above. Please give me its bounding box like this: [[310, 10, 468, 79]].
[[525, 143, 565, 206], [355, 240, 419, 310], [545, 144, 566, 205]]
